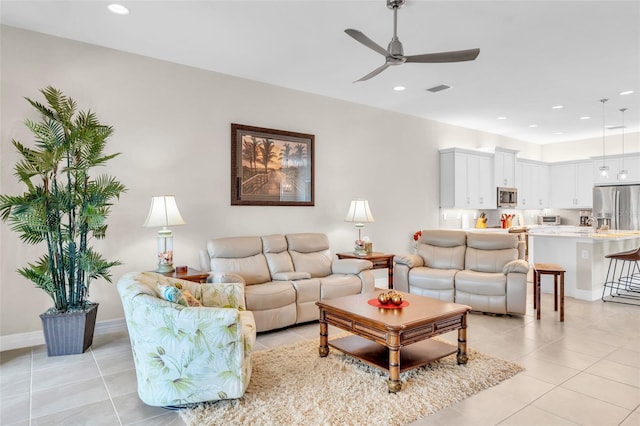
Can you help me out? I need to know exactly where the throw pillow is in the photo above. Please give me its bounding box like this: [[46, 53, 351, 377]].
[[158, 284, 186, 306], [181, 289, 202, 307], [157, 284, 202, 307]]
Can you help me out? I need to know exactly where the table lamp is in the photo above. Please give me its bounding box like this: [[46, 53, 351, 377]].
[[344, 199, 375, 255], [143, 195, 186, 273]]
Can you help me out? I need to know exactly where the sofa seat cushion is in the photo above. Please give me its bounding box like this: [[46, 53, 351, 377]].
[[408, 267, 457, 291], [291, 278, 321, 303], [455, 270, 506, 296], [320, 275, 362, 299], [244, 281, 296, 311]]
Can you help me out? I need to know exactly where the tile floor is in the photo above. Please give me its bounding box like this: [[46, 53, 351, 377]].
[[1, 288, 639, 425]]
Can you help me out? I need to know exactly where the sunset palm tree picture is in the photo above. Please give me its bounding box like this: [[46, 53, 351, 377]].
[[231, 124, 314, 206]]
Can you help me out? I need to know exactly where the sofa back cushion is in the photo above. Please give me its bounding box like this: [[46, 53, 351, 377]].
[[262, 234, 295, 275], [286, 233, 333, 278], [207, 236, 271, 285], [465, 232, 519, 273], [417, 230, 467, 270]]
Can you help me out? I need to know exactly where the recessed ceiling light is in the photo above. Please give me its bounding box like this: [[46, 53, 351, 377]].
[[620, 90, 634, 96], [393, 86, 406, 92], [108, 4, 130, 15], [579, 116, 590, 120], [497, 116, 507, 120], [528, 124, 538, 128], [554, 132, 564, 135], [551, 105, 564, 109]]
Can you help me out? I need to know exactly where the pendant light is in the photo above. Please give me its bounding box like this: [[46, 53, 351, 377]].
[[618, 108, 628, 180], [599, 98, 609, 177]]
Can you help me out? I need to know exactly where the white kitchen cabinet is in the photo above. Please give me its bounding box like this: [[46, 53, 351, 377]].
[[516, 159, 549, 208], [440, 148, 494, 209], [549, 160, 593, 208], [593, 154, 640, 184], [494, 148, 517, 188]]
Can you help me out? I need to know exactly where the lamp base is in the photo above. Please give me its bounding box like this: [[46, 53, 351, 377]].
[[155, 263, 175, 273]]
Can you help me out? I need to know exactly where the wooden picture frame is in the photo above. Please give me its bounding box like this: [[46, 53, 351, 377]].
[[231, 123, 315, 206]]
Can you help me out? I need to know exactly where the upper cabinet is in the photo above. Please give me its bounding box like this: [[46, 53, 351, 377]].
[[440, 148, 494, 209], [494, 148, 517, 188], [515, 159, 549, 208], [593, 154, 640, 184], [549, 160, 593, 208]]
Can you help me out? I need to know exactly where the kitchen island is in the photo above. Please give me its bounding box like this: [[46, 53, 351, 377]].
[[529, 227, 640, 301]]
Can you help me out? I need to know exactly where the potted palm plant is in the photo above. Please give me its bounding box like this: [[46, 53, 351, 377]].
[[0, 87, 127, 356]]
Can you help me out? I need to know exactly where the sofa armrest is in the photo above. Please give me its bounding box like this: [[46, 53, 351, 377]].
[[503, 259, 529, 275], [331, 258, 373, 275], [272, 271, 312, 280], [393, 254, 424, 269]]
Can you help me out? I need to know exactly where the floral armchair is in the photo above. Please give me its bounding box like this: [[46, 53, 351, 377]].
[[117, 272, 256, 407]]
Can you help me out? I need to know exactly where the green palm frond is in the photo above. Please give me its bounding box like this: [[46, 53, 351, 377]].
[[1, 87, 127, 312]]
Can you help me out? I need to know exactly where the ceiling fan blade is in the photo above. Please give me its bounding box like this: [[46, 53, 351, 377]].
[[404, 48, 480, 63], [345, 29, 389, 57], [354, 63, 391, 82]]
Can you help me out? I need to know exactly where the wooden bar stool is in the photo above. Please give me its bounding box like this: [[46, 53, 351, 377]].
[[533, 263, 565, 322]]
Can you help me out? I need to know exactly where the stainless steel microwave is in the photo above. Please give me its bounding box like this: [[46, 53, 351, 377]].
[[497, 187, 517, 208]]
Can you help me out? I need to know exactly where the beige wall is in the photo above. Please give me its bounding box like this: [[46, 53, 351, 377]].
[[542, 132, 640, 163], [0, 26, 545, 339]]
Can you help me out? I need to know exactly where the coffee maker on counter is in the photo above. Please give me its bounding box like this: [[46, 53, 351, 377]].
[[579, 210, 592, 227]]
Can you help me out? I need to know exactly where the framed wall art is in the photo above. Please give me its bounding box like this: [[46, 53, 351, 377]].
[[231, 123, 315, 206]]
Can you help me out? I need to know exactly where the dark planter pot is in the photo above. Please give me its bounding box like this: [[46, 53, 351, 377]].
[[39, 303, 99, 357]]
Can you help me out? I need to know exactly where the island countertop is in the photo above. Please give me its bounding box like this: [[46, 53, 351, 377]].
[[530, 229, 640, 301]]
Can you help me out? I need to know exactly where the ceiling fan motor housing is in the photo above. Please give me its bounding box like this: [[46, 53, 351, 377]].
[[387, 38, 405, 59]]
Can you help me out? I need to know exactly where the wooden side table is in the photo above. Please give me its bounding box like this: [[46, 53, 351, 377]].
[[336, 252, 395, 289], [533, 263, 565, 322], [160, 267, 209, 283]]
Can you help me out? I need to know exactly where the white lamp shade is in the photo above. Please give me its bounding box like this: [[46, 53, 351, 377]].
[[143, 196, 186, 228], [344, 199, 375, 224]]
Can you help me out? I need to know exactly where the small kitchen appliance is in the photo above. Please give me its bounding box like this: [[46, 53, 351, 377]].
[[579, 210, 592, 227], [497, 187, 517, 208], [538, 215, 561, 225]]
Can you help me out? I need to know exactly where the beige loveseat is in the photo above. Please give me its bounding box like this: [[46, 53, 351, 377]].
[[393, 230, 529, 315], [199, 233, 375, 332]]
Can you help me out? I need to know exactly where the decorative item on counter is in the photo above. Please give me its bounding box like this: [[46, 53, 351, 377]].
[[476, 212, 487, 228], [501, 214, 513, 229]]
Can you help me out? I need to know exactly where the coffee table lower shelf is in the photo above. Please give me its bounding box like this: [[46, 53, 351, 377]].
[[328, 334, 457, 373]]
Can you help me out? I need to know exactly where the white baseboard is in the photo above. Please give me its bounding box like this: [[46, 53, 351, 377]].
[[0, 318, 127, 352]]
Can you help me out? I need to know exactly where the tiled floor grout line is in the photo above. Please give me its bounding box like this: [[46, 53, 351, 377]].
[[90, 348, 124, 426]]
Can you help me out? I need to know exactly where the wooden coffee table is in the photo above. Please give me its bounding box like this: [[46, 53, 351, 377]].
[[316, 291, 471, 393]]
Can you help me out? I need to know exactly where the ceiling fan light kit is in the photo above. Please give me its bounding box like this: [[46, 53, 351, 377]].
[[345, 0, 480, 82]]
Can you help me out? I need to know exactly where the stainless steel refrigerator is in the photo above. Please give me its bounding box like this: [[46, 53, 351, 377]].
[[592, 184, 640, 230]]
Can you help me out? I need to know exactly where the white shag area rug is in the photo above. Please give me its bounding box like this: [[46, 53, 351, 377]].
[[179, 336, 524, 426]]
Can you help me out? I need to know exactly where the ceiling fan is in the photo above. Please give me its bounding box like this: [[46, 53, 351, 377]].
[[345, 0, 480, 82]]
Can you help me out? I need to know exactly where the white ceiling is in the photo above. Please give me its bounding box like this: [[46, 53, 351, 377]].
[[2, 0, 639, 144]]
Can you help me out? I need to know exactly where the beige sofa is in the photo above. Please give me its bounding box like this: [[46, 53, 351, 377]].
[[199, 233, 375, 332], [393, 230, 529, 315]]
